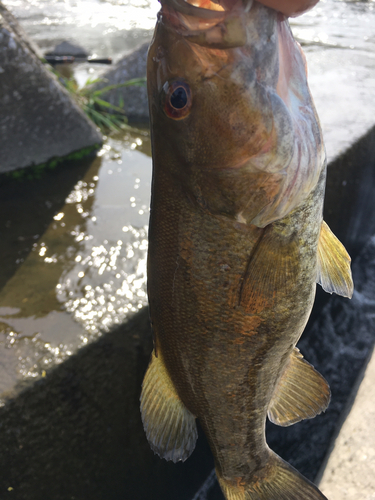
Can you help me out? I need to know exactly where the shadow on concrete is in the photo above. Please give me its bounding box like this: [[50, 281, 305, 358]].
[[0, 308, 214, 500]]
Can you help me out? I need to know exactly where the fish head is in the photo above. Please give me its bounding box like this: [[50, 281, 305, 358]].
[[148, 0, 325, 226]]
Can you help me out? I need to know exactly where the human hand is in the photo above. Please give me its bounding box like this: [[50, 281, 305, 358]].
[[256, 0, 319, 17]]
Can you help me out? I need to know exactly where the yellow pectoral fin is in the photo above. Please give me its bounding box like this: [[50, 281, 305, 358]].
[[140, 351, 197, 463], [268, 348, 331, 427], [317, 221, 354, 298]]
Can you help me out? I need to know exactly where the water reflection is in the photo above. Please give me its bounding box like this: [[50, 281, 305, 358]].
[[3, 0, 158, 54], [0, 130, 152, 401], [4, 0, 374, 58], [290, 0, 375, 53], [57, 224, 148, 337]]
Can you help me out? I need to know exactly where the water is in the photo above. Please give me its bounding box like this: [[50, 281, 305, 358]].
[[3, 0, 375, 57], [291, 1, 375, 159], [2, 0, 158, 56], [0, 130, 152, 401], [1, 0, 374, 400]]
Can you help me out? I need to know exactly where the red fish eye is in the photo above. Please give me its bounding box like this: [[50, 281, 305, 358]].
[[164, 81, 192, 120]]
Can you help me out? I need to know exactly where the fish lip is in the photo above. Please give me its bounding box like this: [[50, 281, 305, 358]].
[[159, 0, 253, 48], [160, 0, 229, 21], [160, 0, 253, 20]]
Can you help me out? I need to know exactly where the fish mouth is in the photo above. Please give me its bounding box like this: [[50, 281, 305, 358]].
[[159, 0, 253, 48]]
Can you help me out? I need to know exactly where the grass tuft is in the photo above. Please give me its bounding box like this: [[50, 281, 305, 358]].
[[58, 73, 146, 132]]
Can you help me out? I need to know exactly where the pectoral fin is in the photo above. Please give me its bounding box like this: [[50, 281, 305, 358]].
[[268, 348, 330, 427], [140, 351, 197, 462], [239, 226, 299, 311], [317, 221, 353, 298]]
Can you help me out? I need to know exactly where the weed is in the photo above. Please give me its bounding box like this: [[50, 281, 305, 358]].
[[58, 73, 146, 131]]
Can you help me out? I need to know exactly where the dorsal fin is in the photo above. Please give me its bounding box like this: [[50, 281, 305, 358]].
[[317, 221, 353, 298], [268, 348, 330, 427], [140, 351, 197, 462]]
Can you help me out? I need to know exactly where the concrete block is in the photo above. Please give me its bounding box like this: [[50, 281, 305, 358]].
[[0, 2, 102, 173], [320, 347, 375, 500]]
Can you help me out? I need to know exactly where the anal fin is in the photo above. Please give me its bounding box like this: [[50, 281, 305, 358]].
[[317, 220, 353, 298], [140, 351, 197, 462], [268, 348, 330, 427]]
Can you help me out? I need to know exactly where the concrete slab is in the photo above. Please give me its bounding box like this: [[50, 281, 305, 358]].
[[0, 2, 102, 173], [319, 348, 375, 500]]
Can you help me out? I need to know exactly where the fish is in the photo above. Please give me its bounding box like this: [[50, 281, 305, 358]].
[[140, 0, 354, 499]]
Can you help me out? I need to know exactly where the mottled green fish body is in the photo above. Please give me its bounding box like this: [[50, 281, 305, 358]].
[[141, 1, 353, 499]]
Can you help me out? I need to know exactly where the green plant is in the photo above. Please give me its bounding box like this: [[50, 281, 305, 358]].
[[58, 73, 146, 131], [2, 144, 101, 183]]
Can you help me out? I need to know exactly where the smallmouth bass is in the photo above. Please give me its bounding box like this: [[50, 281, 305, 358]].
[[140, 1, 353, 499]]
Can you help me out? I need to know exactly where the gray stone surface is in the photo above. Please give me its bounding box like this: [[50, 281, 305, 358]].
[[0, 0, 40, 58], [92, 42, 148, 123], [0, 2, 102, 173], [320, 347, 375, 500], [46, 40, 88, 58]]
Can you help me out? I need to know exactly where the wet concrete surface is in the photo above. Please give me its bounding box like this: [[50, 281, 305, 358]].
[[0, 129, 151, 401]]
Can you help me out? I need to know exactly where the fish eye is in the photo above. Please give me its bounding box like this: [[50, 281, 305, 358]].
[[171, 87, 188, 109], [164, 81, 192, 120]]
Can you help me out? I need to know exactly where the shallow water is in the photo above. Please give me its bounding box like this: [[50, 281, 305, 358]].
[[4, 0, 374, 57], [0, 130, 152, 400], [1, 0, 375, 400], [2, 0, 158, 55]]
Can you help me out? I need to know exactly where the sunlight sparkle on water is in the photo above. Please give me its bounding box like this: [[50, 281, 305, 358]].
[[57, 224, 148, 338]]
